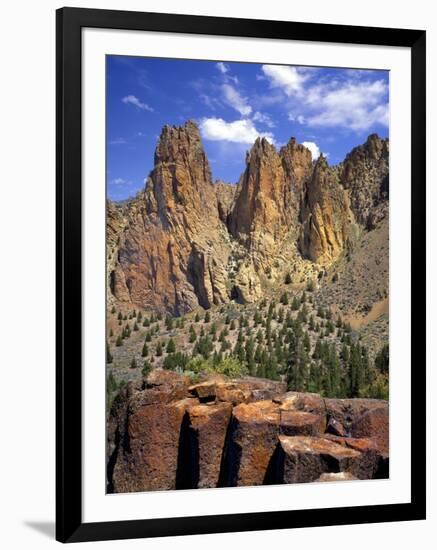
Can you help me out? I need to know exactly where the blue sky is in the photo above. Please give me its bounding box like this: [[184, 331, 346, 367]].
[[107, 56, 389, 201]]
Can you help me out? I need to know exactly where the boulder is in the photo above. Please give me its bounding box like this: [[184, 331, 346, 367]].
[[324, 398, 387, 435], [112, 397, 197, 493], [322, 435, 381, 479], [326, 417, 347, 437], [275, 391, 326, 417], [215, 383, 252, 405], [187, 402, 233, 488], [188, 381, 217, 401], [277, 436, 362, 484], [280, 410, 326, 436], [227, 400, 280, 486], [128, 369, 191, 412], [238, 377, 287, 401], [317, 472, 357, 482], [352, 406, 389, 457]]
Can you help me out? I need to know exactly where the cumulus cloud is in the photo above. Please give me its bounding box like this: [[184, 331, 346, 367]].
[[305, 80, 389, 131], [199, 117, 275, 144], [262, 65, 388, 132], [261, 65, 308, 96], [221, 84, 252, 116], [301, 141, 324, 160], [122, 95, 154, 112]]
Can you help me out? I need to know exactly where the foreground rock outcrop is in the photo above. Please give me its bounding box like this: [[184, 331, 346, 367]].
[[107, 371, 389, 492]]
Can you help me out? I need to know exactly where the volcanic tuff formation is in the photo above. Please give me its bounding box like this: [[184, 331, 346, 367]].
[[107, 121, 389, 316], [107, 370, 389, 492]]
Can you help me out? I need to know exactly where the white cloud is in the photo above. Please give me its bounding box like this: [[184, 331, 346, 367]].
[[252, 111, 276, 128], [111, 177, 130, 185], [302, 141, 324, 160], [109, 137, 126, 145], [261, 65, 388, 133], [288, 113, 306, 124], [221, 84, 252, 116], [305, 80, 388, 131], [121, 95, 154, 112], [216, 62, 229, 74], [261, 65, 308, 96], [199, 117, 275, 144]]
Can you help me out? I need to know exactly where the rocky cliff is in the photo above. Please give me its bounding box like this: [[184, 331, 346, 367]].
[[107, 370, 388, 492], [107, 121, 389, 317]]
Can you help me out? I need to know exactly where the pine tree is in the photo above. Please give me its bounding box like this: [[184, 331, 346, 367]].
[[116, 335, 123, 347], [230, 319, 236, 330], [133, 322, 139, 331], [111, 305, 116, 314], [130, 356, 137, 369], [106, 342, 113, 364], [195, 312, 200, 323], [166, 338, 176, 354], [375, 344, 389, 374], [303, 331, 311, 352], [291, 296, 300, 310], [142, 360, 152, 377], [204, 311, 211, 323], [141, 341, 149, 357], [245, 336, 256, 375], [118, 312, 122, 321], [156, 342, 163, 357], [189, 324, 197, 343], [109, 328, 114, 337], [165, 316, 174, 331], [280, 292, 289, 305], [284, 272, 292, 284], [225, 314, 231, 325]]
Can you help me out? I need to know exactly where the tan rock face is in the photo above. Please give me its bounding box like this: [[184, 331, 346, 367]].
[[340, 134, 389, 228], [300, 156, 353, 265], [110, 121, 231, 315], [107, 122, 389, 314], [230, 138, 291, 241], [280, 137, 313, 202]]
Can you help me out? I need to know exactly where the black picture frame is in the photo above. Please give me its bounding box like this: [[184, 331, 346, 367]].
[[56, 7, 426, 543]]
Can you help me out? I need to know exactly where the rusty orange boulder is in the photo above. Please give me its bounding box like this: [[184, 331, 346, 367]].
[[226, 400, 280, 486], [352, 406, 389, 457], [187, 402, 233, 488], [277, 436, 363, 484], [112, 397, 197, 493]]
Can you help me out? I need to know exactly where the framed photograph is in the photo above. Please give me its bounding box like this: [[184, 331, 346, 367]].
[[56, 7, 426, 543]]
